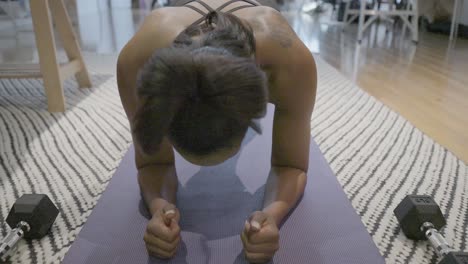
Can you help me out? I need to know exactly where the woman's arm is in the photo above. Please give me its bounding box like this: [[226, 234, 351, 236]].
[[135, 136, 179, 215], [263, 97, 317, 226], [138, 163, 178, 215], [240, 36, 317, 263], [263, 106, 315, 226], [116, 12, 181, 214], [118, 54, 179, 214], [116, 8, 192, 214], [263, 166, 307, 227], [262, 34, 317, 226]]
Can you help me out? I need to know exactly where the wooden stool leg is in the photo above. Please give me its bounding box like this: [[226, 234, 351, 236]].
[[49, 0, 92, 88], [30, 0, 65, 112]]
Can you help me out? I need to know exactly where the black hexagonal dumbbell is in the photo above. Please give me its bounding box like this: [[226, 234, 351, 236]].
[[0, 194, 59, 262], [394, 195, 468, 264]]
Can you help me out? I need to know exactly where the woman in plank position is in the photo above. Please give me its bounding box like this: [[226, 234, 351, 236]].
[[117, 0, 317, 262]]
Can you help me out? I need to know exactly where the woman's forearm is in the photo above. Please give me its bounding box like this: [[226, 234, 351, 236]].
[[138, 164, 178, 215], [262, 166, 308, 226]]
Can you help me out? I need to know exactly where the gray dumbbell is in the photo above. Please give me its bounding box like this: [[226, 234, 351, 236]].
[[394, 195, 468, 264], [0, 194, 59, 262]]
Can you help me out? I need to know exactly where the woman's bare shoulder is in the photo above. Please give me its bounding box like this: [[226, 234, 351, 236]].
[[116, 8, 190, 95], [246, 7, 293, 39], [116, 8, 186, 120], [245, 7, 302, 64], [118, 8, 189, 65], [245, 8, 316, 107]]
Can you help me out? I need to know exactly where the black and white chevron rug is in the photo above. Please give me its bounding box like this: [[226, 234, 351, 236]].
[[0, 71, 133, 263], [0, 57, 466, 264]]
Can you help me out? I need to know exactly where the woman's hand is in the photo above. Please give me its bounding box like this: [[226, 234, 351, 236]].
[[144, 203, 181, 259], [241, 211, 280, 263]]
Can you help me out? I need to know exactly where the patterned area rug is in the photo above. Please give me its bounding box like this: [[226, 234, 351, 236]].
[[0, 57, 466, 264], [0, 72, 132, 263], [311, 60, 468, 264]]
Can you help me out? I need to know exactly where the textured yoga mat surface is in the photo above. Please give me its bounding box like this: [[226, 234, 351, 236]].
[[63, 105, 385, 264]]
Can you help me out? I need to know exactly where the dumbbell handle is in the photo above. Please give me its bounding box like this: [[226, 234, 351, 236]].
[[422, 222, 452, 258], [0, 221, 30, 262]]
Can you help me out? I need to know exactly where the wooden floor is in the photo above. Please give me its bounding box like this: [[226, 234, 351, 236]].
[[285, 10, 468, 163]]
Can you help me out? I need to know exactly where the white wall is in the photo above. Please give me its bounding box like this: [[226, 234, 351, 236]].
[[75, 0, 132, 13], [76, 0, 135, 54], [111, 0, 132, 8]]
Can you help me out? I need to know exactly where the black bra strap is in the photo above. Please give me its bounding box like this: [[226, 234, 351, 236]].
[[216, 0, 259, 12], [225, 4, 255, 13], [184, 4, 207, 16], [181, 0, 198, 7], [215, 0, 243, 11], [194, 0, 214, 12], [188, 16, 208, 27], [237, 0, 260, 6], [184, 0, 260, 27]]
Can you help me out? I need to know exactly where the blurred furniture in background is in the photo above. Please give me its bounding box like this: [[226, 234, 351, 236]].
[[450, 0, 464, 40], [343, 0, 419, 42], [151, 0, 170, 8], [0, 0, 15, 21], [0, 0, 26, 29], [0, 0, 91, 112]]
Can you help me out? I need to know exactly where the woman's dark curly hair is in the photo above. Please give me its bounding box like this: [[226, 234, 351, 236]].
[[133, 11, 268, 156]]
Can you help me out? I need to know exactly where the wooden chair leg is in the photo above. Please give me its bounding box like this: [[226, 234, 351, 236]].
[[49, 0, 92, 88], [30, 0, 65, 112]]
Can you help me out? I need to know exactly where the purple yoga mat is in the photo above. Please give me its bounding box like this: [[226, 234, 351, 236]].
[[63, 105, 385, 264]]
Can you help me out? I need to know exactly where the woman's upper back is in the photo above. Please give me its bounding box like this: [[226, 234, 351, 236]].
[[117, 2, 316, 168], [118, 3, 300, 116], [169, 0, 275, 27]]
